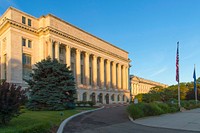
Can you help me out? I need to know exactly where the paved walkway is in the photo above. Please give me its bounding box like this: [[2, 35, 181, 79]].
[[62, 105, 200, 133], [63, 104, 128, 133], [133, 108, 200, 132]]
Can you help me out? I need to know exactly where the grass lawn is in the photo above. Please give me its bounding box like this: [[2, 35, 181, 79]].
[[0, 107, 95, 133]]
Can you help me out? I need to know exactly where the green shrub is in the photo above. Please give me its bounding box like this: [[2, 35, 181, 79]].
[[157, 103, 170, 113], [127, 102, 180, 119], [180, 100, 200, 110], [127, 104, 144, 119], [168, 105, 179, 113], [88, 101, 95, 107], [75, 101, 95, 107], [143, 103, 164, 116]]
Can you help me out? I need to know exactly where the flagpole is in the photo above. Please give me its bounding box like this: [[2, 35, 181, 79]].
[[178, 81, 181, 107], [176, 42, 181, 108], [194, 64, 198, 104]]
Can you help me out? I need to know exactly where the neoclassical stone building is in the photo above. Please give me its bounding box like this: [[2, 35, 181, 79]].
[[130, 75, 168, 99], [0, 7, 130, 104]]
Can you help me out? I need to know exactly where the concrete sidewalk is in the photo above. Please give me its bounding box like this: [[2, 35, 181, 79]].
[[132, 108, 200, 132]]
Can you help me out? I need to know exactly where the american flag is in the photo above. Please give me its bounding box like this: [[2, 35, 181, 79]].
[[176, 42, 179, 82], [193, 65, 196, 92]]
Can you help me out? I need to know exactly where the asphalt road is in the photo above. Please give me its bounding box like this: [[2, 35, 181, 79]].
[[63, 105, 198, 133]]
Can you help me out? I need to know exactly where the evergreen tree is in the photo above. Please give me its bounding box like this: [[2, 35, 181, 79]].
[[26, 57, 76, 110]]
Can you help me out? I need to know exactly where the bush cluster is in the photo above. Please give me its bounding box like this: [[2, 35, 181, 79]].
[[127, 102, 179, 120], [0, 82, 27, 125], [75, 101, 95, 107], [181, 100, 200, 110]]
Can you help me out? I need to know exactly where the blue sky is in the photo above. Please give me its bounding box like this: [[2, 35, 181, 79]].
[[0, 0, 200, 85]]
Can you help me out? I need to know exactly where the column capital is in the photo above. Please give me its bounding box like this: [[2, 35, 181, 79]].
[[66, 45, 71, 49], [48, 38, 53, 43], [55, 41, 62, 46], [106, 59, 110, 63], [112, 61, 116, 65], [100, 57, 104, 61], [75, 49, 80, 53], [84, 52, 90, 56], [92, 54, 97, 59]]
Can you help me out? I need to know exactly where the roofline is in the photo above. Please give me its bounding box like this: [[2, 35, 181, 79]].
[[131, 75, 168, 87], [2, 7, 129, 54], [8, 7, 38, 19], [44, 14, 129, 54]]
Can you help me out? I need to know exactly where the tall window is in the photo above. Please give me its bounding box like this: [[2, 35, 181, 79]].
[[22, 38, 26, 46], [22, 53, 32, 80], [89, 67, 92, 85], [28, 40, 32, 48], [28, 19, 31, 26], [71, 63, 75, 79], [59, 47, 65, 55], [3, 54, 7, 79], [81, 65, 84, 84], [89, 56, 92, 85], [22, 16, 26, 24], [80, 53, 84, 84], [60, 59, 64, 64]]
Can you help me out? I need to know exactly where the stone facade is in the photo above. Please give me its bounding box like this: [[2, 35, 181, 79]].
[[130, 75, 168, 99], [0, 7, 130, 104]]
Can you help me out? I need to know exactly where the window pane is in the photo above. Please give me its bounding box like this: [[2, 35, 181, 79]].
[[28, 19, 31, 26], [22, 16, 26, 24], [28, 40, 32, 48], [22, 38, 26, 46], [22, 54, 26, 64], [23, 53, 31, 66]]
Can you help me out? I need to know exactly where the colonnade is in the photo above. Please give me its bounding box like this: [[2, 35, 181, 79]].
[[45, 39, 129, 91]]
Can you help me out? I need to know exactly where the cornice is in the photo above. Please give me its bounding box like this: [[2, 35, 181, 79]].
[[45, 14, 129, 54], [0, 19, 130, 63], [0, 18, 38, 34], [131, 76, 168, 87], [42, 26, 130, 63]]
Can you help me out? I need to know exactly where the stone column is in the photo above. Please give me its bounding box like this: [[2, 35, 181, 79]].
[[117, 64, 121, 90], [48, 40, 53, 58], [122, 65, 126, 90], [106, 60, 110, 89], [112, 62, 116, 89], [84, 52, 89, 86], [92, 55, 97, 88], [131, 83, 134, 96], [65, 46, 71, 67], [75, 49, 81, 86], [55, 42, 59, 60], [126, 66, 129, 90], [99, 57, 104, 89]]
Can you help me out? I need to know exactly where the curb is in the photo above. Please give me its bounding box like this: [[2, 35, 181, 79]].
[[57, 106, 105, 133]]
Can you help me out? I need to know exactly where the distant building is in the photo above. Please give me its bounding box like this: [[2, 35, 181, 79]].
[[0, 7, 131, 104], [130, 75, 168, 99]]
